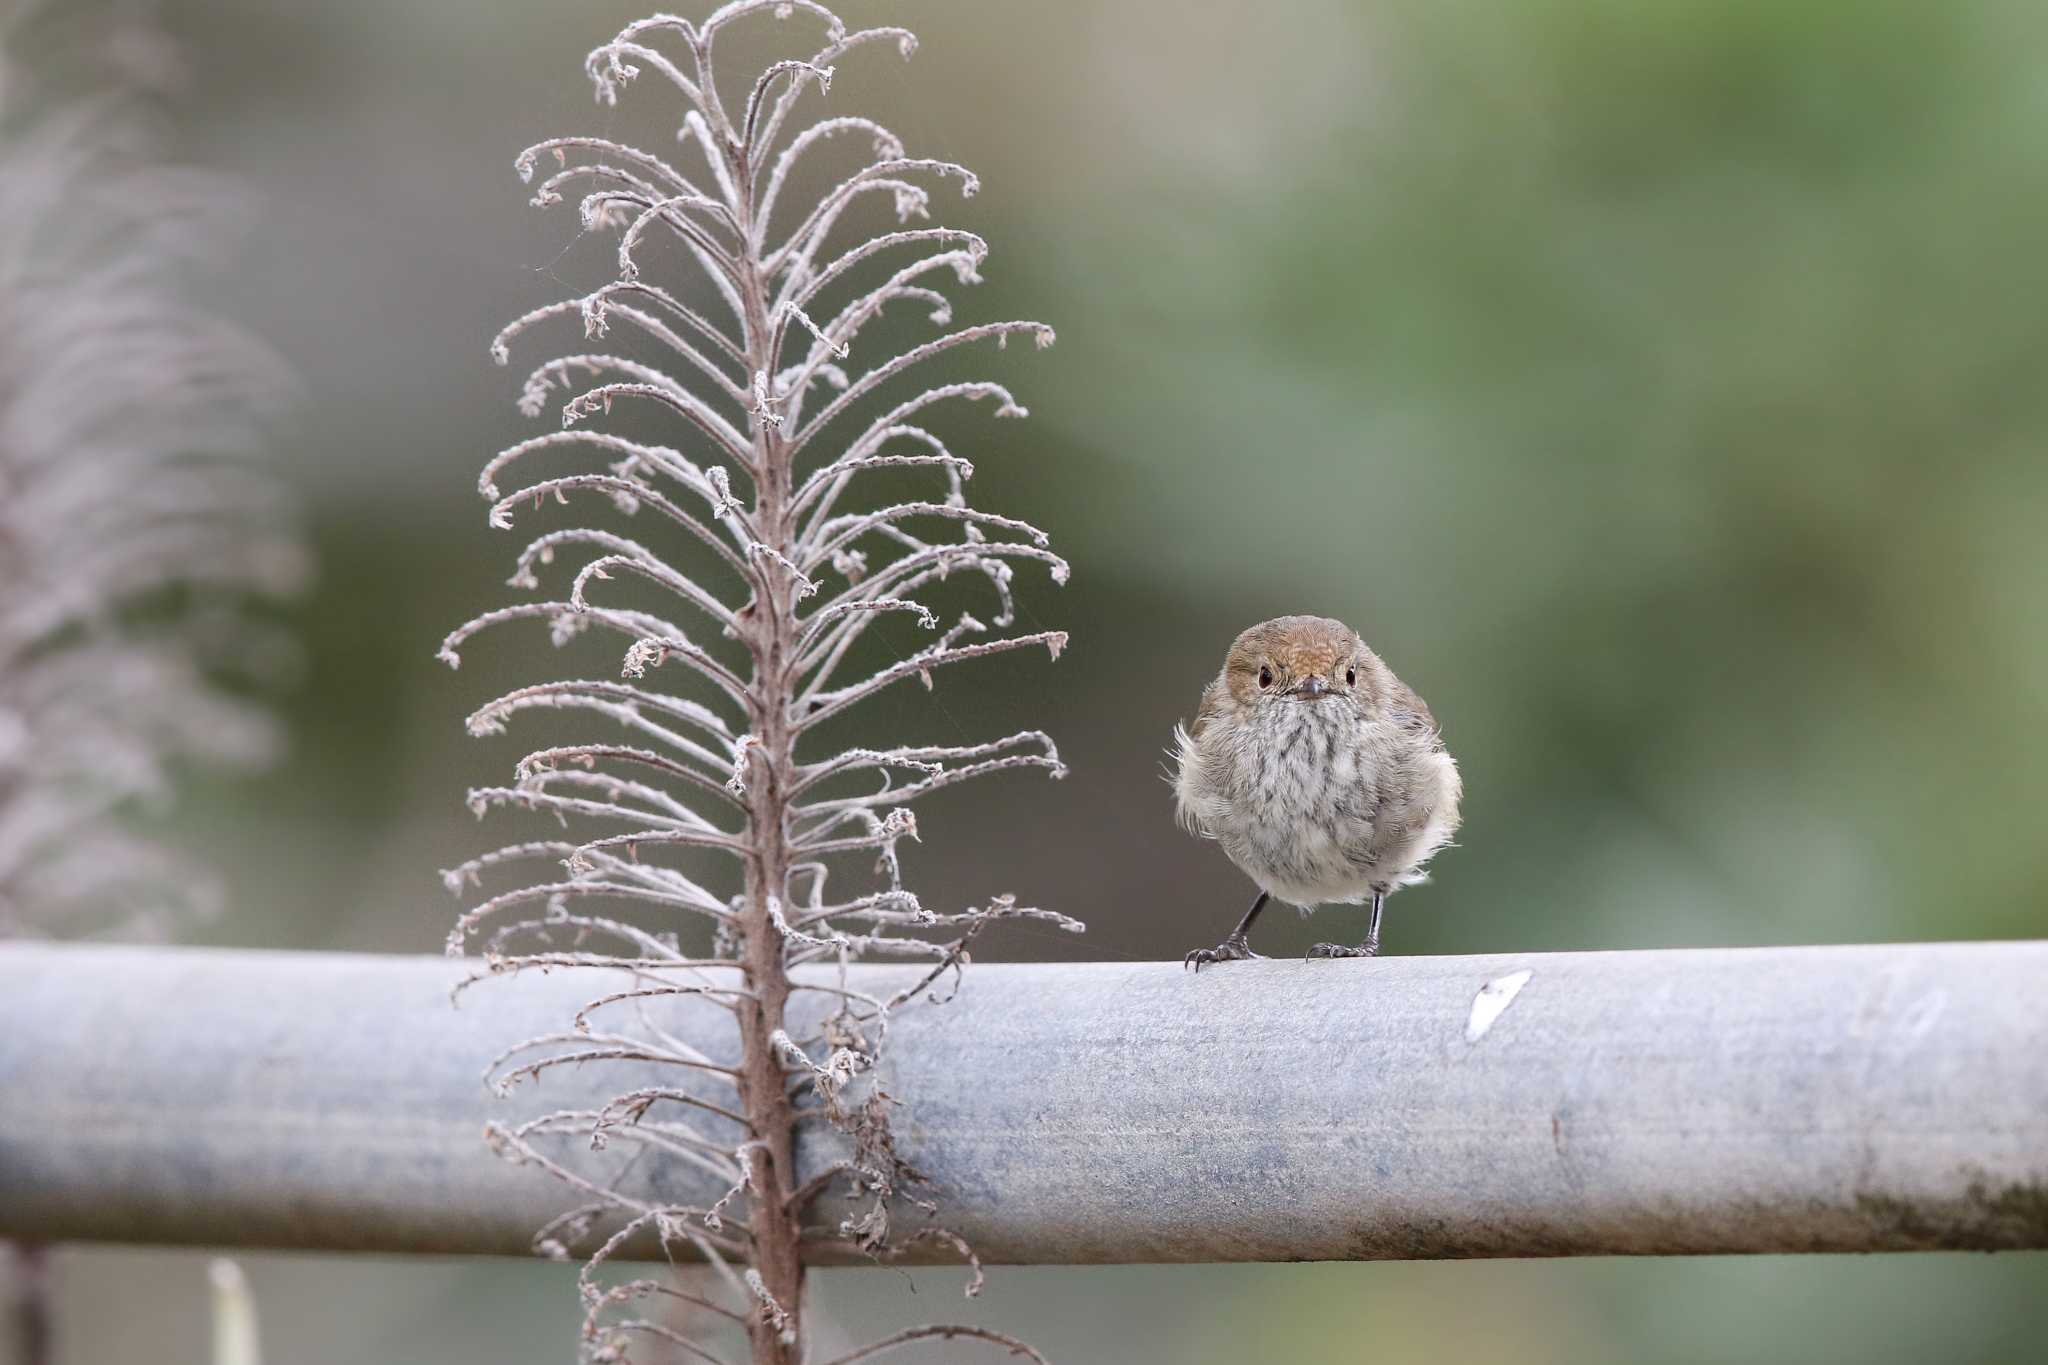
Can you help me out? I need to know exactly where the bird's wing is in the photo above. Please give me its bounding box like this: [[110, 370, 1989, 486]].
[[1189, 676, 1229, 739], [1386, 675, 1445, 749]]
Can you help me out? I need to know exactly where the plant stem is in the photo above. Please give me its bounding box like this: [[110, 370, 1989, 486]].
[[5, 1241, 51, 1365], [732, 141, 806, 1365]]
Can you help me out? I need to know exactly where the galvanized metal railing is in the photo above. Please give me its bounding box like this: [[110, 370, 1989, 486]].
[[2, 941, 2044, 1261]]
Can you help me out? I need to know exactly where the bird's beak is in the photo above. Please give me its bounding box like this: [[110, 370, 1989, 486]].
[[1291, 675, 1330, 701]]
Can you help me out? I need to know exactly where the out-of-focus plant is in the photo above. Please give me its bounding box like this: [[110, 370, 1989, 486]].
[[0, 9, 302, 1365], [208, 1259, 262, 1365], [440, 5, 1077, 1363], [0, 8, 303, 942]]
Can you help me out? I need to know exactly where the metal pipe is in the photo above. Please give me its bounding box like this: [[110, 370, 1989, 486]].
[[2, 942, 2045, 1262]]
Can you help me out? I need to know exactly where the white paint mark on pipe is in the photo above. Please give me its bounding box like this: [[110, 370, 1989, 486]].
[[1466, 968, 1534, 1043]]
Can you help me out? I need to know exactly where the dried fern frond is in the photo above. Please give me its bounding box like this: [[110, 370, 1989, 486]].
[[444, 6, 1077, 1363], [0, 22, 305, 941]]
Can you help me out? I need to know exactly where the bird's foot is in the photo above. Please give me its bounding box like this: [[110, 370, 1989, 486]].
[[1184, 935, 1261, 972], [1307, 938, 1381, 960]]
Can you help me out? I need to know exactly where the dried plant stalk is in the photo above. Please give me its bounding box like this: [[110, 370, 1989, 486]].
[[442, 7, 1078, 1363], [0, 15, 303, 942]]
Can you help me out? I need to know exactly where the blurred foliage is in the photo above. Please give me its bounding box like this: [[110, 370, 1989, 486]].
[[46, 0, 2048, 1360]]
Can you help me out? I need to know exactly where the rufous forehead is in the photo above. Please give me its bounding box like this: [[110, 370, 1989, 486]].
[[1226, 616, 1359, 675], [1270, 637, 1352, 675]]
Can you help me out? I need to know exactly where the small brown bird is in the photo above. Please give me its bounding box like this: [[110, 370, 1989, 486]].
[[1173, 615, 1461, 969]]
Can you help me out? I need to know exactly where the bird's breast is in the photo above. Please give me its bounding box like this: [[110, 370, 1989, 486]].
[[1222, 706, 1375, 833]]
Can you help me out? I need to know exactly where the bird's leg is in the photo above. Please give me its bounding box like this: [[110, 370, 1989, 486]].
[[1308, 891, 1385, 960], [1184, 891, 1270, 971]]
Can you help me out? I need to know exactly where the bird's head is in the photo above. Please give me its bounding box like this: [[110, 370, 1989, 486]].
[[1218, 615, 1380, 711]]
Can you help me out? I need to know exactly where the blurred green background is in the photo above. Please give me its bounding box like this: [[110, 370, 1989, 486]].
[[42, 0, 2048, 1359]]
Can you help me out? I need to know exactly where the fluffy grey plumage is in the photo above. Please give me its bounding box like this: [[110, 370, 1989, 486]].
[[1173, 615, 1460, 966]]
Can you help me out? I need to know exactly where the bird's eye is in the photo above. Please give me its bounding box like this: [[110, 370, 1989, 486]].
[[1346, 666, 1357, 687], [1258, 666, 1273, 689]]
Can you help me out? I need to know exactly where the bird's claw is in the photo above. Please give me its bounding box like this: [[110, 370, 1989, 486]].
[[1307, 940, 1380, 960], [1184, 936, 1259, 972]]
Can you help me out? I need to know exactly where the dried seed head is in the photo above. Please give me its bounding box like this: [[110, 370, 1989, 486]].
[[447, 6, 1079, 1360]]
